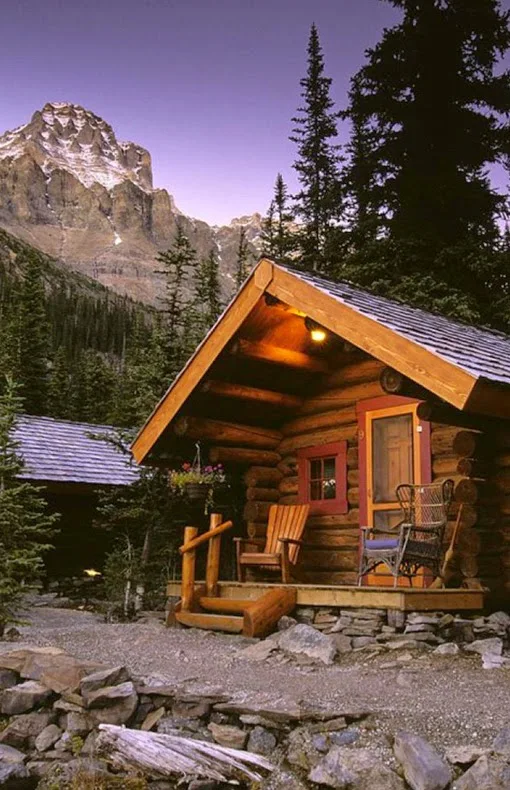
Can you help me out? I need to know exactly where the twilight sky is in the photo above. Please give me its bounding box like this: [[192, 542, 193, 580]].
[[1, 0, 508, 225]]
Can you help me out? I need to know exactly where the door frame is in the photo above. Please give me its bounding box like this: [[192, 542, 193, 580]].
[[356, 395, 432, 584]]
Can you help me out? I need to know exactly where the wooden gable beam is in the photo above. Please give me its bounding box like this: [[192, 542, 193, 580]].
[[131, 260, 274, 463], [229, 338, 330, 372], [267, 265, 477, 410]]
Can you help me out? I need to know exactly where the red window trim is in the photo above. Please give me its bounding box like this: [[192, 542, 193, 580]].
[[297, 440, 348, 515], [356, 395, 432, 528]]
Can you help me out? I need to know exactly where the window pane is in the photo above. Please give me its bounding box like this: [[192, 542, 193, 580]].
[[310, 479, 322, 500], [323, 478, 336, 499], [374, 510, 402, 530], [310, 459, 322, 480], [372, 414, 413, 503], [323, 457, 335, 479]]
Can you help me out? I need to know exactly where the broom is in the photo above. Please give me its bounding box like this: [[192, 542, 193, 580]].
[[430, 504, 463, 589]]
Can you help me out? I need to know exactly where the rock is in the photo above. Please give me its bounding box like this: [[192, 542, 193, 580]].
[[330, 617, 353, 632], [88, 689, 138, 727], [79, 666, 129, 695], [83, 680, 136, 709], [240, 639, 278, 661], [351, 636, 377, 648], [0, 647, 64, 674], [445, 745, 489, 766], [0, 669, 18, 690], [482, 654, 508, 669], [465, 638, 503, 657], [247, 726, 277, 756], [454, 755, 510, 789], [309, 746, 405, 789], [331, 634, 352, 653], [394, 731, 451, 790], [172, 698, 210, 719], [278, 615, 298, 631], [65, 710, 95, 735], [0, 681, 52, 715], [142, 706, 165, 731], [329, 729, 360, 747], [278, 624, 337, 664], [208, 722, 247, 749], [287, 726, 323, 771], [0, 744, 26, 763], [0, 712, 54, 748], [34, 724, 62, 752], [388, 611, 406, 630], [259, 767, 309, 790], [487, 611, 510, 629], [405, 624, 436, 634], [492, 725, 510, 759], [239, 714, 286, 730], [0, 763, 32, 788], [433, 643, 459, 656], [80, 730, 98, 756], [35, 757, 111, 789], [214, 696, 302, 722]]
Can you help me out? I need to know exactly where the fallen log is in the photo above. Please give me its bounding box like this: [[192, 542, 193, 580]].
[[96, 724, 273, 783]]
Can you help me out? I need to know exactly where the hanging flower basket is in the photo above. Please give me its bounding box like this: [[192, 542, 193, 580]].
[[184, 482, 210, 501], [169, 444, 228, 509]]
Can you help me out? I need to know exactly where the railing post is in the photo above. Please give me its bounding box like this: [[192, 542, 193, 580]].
[[181, 526, 198, 611], [206, 513, 222, 597]]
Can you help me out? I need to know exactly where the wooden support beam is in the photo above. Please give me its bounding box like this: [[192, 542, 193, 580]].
[[244, 467, 282, 487], [180, 520, 233, 555], [181, 526, 198, 611], [174, 416, 282, 449], [417, 401, 495, 432], [243, 588, 297, 638], [230, 338, 330, 373], [209, 447, 281, 467], [201, 380, 303, 410], [380, 367, 430, 399], [205, 513, 223, 597]]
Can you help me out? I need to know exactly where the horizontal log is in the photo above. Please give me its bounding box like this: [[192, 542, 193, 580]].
[[244, 587, 297, 639], [201, 379, 303, 410], [348, 469, 359, 487], [305, 529, 359, 548], [432, 456, 459, 476], [209, 447, 281, 467], [450, 502, 478, 528], [243, 501, 272, 522], [179, 520, 233, 555], [175, 416, 281, 449], [307, 571, 359, 586], [457, 458, 489, 478], [495, 452, 510, 469], [494, 469, 510, 494], [246, 487, 280, 502], [247, 522, 267, 539], [380, 367, 430, 400], [306, 510, 360, 528], [454, 478, 485, 505], [460, 556, 478, 578], [430, 427, 459, 455], [298, 380, 384, 416], [230, 338, 330, 373], [302, 549, 358, 572], [279, 476, 298, 495], [325, 359, 384, 389], [347, 487, 359, 507], [278, 425, 358, 455], [244, 467, 282, 487], [278, 494, 298, 505], [282, 407, 357, 438], [277, 456, 297, 476], [417, 402, 493, 432], [452, 430, 484, 459], [347, 446, 358, 469], [456, 527, 482, 556]]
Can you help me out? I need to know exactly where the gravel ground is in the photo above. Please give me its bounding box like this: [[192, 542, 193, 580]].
[[3, 606, 510, 752]]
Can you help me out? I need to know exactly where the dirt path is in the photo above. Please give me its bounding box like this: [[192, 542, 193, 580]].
[[3, 606, 510, 751]]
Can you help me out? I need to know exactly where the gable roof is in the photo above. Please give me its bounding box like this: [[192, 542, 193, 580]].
[[132, 258, 510, 464], [14, 415, 139, 487]]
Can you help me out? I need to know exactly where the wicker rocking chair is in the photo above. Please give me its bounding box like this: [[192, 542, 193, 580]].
[[358, 479, 454, 587]]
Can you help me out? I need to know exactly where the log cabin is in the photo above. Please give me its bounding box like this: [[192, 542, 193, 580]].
[[132, 258, 510, 628], [14, 415, 139, 579]]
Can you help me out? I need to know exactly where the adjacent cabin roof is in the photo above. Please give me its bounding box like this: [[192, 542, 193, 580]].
[[14, 415, 139, 487], [132, 258, 510, 464]]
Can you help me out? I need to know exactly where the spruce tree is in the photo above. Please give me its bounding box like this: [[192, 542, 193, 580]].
[[261, 173, 296, 264], [341, 0, 510, 325], [0, 377, 57, 632], [18, 251, 51, 414], [290, 23, 343, 274], [234, 227, 252, 290], [47, 347, 72, 419]]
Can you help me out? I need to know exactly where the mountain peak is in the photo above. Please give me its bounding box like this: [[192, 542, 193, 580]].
[[0, 102, 153, 192]]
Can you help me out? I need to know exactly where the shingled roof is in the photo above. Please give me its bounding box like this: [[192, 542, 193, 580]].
[[283, 263, 510, 387], [14, 415, 139, 486]]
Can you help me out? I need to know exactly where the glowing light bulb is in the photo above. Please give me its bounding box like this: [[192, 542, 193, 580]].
[[310, 328, 326, 343]]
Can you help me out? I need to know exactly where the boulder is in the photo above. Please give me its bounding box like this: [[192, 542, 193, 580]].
[[454, 755, 510, 789], [445, 745, 489, 767], [34, 724, 62, 752], [393, 731, 451, 790], [487, 611, 510, 629], [208, 722, 247, 749], [83, 680, 136, 709], [277, 624, 337, 665], [247, 726, 277, 756], [0, 669, 18, 690], [464, 638, 503, 657], [492, 725, 510, 759], [79, 666, 129, 695], [0, 647, 64, 674], [0, 763, 32, 789], [86, 682, 138, 726], [433, 643, 459, 656], [0, 681, 52, 715], [0, 712, 54, 748], [309, 746, 405, 789], [0, 743, 26, 763]]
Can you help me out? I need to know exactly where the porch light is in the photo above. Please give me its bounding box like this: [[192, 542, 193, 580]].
[[305, 316, 327, 343]]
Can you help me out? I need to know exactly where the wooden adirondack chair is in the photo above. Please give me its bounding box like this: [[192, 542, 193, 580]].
[[234, 503, 310, 584]]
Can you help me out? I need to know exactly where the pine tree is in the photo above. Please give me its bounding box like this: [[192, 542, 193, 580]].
[[341, 0, 510, 324], [0, 377, 57, 632], [156, 224, 198, 379], [18, 251, 51, 414], [235, 227, 252, 289], [261, 174, 296, 264], [290, 24, 343, 274], [71, 350, 116, 424], [47, 347, 72, 419]]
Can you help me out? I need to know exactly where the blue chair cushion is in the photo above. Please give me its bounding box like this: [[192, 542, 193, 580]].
[[367, 539, 399, 550]]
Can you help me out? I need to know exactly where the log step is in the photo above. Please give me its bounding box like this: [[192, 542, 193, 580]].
[[174, 611, 244, 633], [199, 597, 252, 614]]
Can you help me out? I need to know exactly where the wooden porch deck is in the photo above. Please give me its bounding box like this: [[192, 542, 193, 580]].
[[167, 580, 484, 612]]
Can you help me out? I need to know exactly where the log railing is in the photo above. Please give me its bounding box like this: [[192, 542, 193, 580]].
[[179, 514, 234, 609]]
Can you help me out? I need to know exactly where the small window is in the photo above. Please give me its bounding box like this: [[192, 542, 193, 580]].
[[298, 441, 348, 515]]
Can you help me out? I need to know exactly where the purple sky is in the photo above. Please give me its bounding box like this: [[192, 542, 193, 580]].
[[2, 0, 509, 225]]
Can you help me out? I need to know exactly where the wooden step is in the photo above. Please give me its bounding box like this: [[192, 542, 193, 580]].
[[199, 597, 253, 614], [175, 610, 244, 633]]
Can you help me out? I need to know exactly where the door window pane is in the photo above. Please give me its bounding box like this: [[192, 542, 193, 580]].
[[372, 414, 413, 503], [373, 510, 402, 530]]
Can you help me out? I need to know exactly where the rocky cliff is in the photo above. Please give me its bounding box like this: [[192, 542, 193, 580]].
[[0, 102, 262, 305]]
